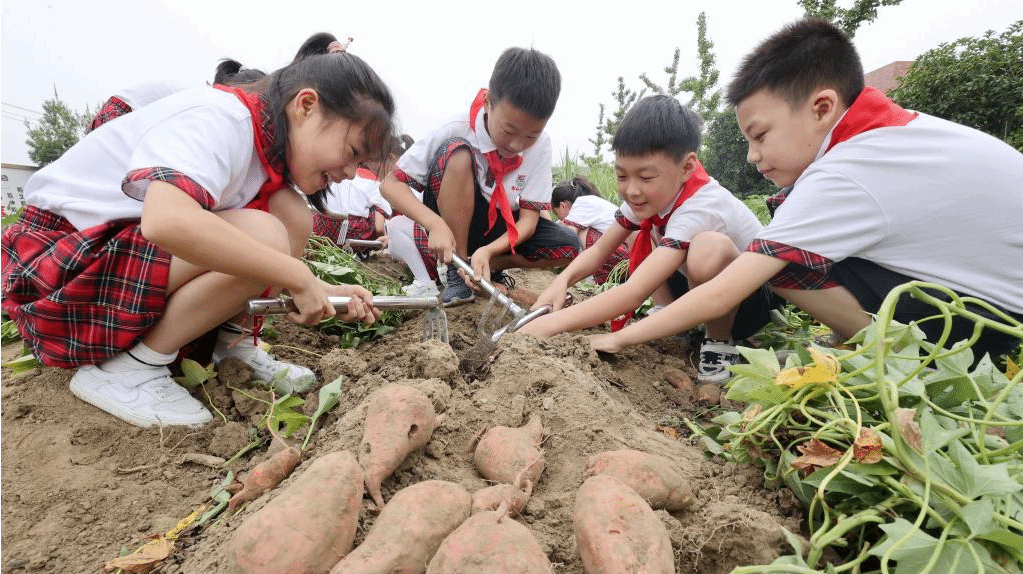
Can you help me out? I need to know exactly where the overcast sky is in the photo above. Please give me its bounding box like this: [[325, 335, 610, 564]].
[[2, 0, 1020, 166]]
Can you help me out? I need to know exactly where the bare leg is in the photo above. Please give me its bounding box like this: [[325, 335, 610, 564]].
[[141, 209, 291, 355], [771, 285, 872, 340], [684, 232, 742, 341], [436, 149, 475, 259]]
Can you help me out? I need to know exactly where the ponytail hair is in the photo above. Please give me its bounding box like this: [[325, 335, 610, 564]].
[[213, 59, 267, 86], [551, 175, 599, 206], [293, 32, 339, 62]]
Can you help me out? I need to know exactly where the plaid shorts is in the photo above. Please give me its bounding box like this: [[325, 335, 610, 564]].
[[408, 138, 580, 281], [1, 206, 171, 367], [312, 213, 377, 245], [583, 227, 629, 285]]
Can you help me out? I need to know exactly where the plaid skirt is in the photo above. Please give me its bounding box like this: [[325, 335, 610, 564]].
[[312, 212, 377, 245], [585, 227, 630, 285], [1, 205, 171, 367]]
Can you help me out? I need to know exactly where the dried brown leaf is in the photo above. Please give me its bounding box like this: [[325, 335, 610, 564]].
[[853, 427, 883, 463], [895, 408, 922, 452], [791, 438, 843, 473], [103, 536, 172, 573]]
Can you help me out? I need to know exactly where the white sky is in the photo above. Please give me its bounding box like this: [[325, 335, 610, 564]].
[[2, 0, 1020, 166]]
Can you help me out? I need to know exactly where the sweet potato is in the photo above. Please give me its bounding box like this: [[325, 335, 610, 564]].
[[358, 384, 445, 507], [584, 449, 694, 512], [231, 450, 364, 574], [425, 507, 551, 574], [470, 468, 533, 516], [330, 480, 471, 574], [473, 415, 545, 485], [574, 474, 674, 574], [228, 444, 301, 512]]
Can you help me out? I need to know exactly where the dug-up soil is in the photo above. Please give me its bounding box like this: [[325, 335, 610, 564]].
[[1, 262, 804, 574]]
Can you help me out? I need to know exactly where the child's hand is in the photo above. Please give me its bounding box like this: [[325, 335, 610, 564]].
[[377, 235, 390, 249], [531, 280, 569, 311], [326, 284, 380, 325], [469, 249, 493, 289], [588, 333, 624, 354], [287, 283, 337, 326], [427, 223, 456, 263]]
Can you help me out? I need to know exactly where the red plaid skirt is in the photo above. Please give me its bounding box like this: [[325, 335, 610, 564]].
[[585, 228, 630, 285], [312, 213, 377, 245], [1, 206, 171, 367]]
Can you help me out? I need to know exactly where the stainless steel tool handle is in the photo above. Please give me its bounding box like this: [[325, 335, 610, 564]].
[[489, 293, 574, 342], [247, 295, 441, 315], [344, 239, 384, 249], [448, 255, 525, 317]]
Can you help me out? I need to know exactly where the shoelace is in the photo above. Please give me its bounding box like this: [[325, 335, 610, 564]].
[[700, 350, 728, 368]]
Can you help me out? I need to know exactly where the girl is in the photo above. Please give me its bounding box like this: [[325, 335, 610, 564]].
[[551, 176, 632, 285], [2, 44, 396, 428]]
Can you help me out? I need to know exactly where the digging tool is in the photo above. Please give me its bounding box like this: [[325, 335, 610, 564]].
[[247, 294, 449, 343], [449, 255, 570, 352]]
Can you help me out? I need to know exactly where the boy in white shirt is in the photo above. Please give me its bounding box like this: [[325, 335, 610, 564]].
[[590, 18, 1023, 365], [380, 47, 580, 306]]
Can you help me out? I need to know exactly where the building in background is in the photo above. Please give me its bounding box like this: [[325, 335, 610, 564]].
[[864, 61, 914, 94], [2, 163, 36, 216]]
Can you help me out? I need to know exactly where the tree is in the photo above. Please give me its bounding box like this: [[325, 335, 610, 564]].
[[701, 112, 775, 199], [889, 21, 1023, 151], [25, 88, 91, 167], [799, 0, 904, 37]]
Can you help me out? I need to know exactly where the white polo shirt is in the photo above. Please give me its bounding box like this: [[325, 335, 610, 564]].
[[561, 195, 618, 234], [753, 112, 1023, 314], [618, 178, 763, 275], [323, 174, 393, 218], [24, 87, 266, 231], [394, 109, 553, 211], [114, 80, 189, 110]]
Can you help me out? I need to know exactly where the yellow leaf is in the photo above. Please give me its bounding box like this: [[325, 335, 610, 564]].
[[1006, 356, 1019, 379], [775, 348, 840, 389], [103, 536, 172, 573]]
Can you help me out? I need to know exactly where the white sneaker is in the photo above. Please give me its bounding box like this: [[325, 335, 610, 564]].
[[698, 339, 741, 385], [70, 364, 212, 427], [401, 279, 440, 298], [213, 338, 316, 394]]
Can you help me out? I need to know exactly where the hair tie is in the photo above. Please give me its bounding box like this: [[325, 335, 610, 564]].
[[328, 38, 353, 53]]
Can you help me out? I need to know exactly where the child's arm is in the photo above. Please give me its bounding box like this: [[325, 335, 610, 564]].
[[379, 174, 455, 262], [532, 223, 632, 311], [521, 244, 687, 337], [141, 182, 335, 325], [590, 252, 787, 352]]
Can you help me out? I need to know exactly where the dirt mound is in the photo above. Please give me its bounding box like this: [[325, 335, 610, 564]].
[[1, 266, 802, 574]]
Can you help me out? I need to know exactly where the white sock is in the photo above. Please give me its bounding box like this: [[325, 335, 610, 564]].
[[386, 215, 436, 285], [101, 342, 176, 372]]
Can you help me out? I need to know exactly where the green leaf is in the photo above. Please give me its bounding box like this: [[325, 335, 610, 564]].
[[174, 358, 215, 389], [1, 352, 41, 373], [724, 373, 790, 405], [267, 395, 311, 438], [946, 440, 1022, 500], [961, 499, 997, 536], [302, 376, 344, 450]]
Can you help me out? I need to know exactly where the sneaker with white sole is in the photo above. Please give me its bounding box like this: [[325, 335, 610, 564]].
[[402, 279, 440, 298], [698, 339, 741, 385], [442, 264, 475, 307], [70, 364, 212, 427], [213, 337, 316, 394]]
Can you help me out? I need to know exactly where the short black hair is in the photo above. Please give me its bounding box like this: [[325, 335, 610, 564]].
[[726, 18, 864, 109], [488, 47, 561, 120], [551, 175, 599, 205], [612, 95, 703, 161]]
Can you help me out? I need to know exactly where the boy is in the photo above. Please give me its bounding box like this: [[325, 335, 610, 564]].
[[379, 47, 580, 306], [521, 95, 777, 384], [589, 18, 1023, 364]]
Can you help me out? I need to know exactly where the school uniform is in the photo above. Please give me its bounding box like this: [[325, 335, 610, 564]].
[[393, 89, 580, 280], [312, 167, 391, 246], [560, 195, 629, 285], [616, 161, 778, 338], [88, 80, 188, 132], [749, 87, 1023, 358], [2, 85, 286, 368]]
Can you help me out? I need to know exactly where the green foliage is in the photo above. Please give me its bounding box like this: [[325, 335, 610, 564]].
[[694, 281, 1023, 573], [741, 194, 772, 225], [303, 236, 404, 347], [24, 88, 91, 167], [264, 394, 310, 438], [700, 112, 776, 198], [799, 0, 905, 37], [552, 151, 619, 204], [302, 375, 344, 450], [889, 21, 1023, 151]]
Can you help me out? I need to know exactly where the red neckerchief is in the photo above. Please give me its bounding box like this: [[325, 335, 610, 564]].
[[469, 88, 524, 254], [765, 87, 917, 212], [611, 160, 711, 332], [213, 84, 288, 212], [355, 167, 379, 181]]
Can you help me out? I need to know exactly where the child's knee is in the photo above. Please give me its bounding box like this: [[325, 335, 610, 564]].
[[222, 209, 292, 254], [440, 149, 475, 189], [687, 232, 739, 282]]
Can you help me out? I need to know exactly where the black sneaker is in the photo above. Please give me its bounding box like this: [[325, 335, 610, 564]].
[[697, 339, 741, 384], [442, 265, 475, 307], [490, 270, 516, 292]]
